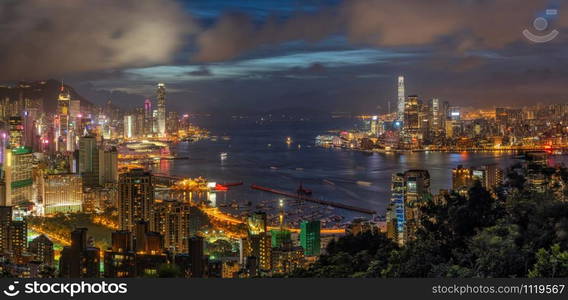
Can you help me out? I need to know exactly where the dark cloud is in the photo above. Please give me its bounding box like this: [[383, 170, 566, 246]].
[[289, 62, 326, 73], [193, 0, 558, 62], [0, 0, 196, 80], [186, 66, 213, 76]]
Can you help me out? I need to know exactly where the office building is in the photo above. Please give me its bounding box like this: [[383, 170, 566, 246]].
[[156, 83, 166, 137], [79, 135, 99, 188], [300, 220, 321, 256], [3, 146, 33, 206], [397, 76, 405, 121], [8, 116, 24, 149]]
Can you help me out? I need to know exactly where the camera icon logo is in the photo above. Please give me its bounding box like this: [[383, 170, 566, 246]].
[[3, 281, 20, 297], [523, 9, 559, 43]]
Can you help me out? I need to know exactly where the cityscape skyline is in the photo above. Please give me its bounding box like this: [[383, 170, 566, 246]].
[[1, 0, 568, 283]]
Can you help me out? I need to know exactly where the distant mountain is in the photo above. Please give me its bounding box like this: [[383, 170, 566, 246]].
[[0, 79, 95, 114]]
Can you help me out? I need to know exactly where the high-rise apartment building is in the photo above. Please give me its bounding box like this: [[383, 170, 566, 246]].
[[118, 169, 154, 234]]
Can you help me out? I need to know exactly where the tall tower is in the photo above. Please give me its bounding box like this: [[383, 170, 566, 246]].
[[397, 76, 405, 122], [143, 99, 153, 136], [156, 83, 166, 137], [57, 84, 71, 151]]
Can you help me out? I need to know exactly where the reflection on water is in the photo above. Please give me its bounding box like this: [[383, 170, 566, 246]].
[[151, 119, 554, 221]]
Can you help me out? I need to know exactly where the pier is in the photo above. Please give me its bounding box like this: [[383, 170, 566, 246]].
[[250, 184, 376, 215]]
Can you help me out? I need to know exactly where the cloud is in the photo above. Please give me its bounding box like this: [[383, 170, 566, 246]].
[[193, 0, 554, 62], [0, 0, 196, 80], [186, 66, 213, 76]]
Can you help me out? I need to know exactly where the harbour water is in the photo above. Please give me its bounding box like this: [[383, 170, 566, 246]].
[[151, 117, 564, 225]]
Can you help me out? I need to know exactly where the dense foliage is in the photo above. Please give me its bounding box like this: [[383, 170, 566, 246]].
[[291, 169, 568, 278]]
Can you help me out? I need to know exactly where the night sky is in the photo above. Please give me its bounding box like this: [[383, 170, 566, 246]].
[[1, 0, 568, 113]]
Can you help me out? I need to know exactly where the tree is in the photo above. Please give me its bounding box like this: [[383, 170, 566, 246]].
[[157, 264, 182, 278], [529, 244, 568, 278]]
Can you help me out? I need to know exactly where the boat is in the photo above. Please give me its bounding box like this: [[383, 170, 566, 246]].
[[214, 181, 243, 191], [214, 184, 229, 191], [356, 181, 372, 187], [220, 152, 228, 160], [286, 137, 292, 145], [270, 166, 278, 170]]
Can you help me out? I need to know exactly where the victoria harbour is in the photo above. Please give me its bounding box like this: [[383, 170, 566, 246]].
[[153, 117, 544, 225]]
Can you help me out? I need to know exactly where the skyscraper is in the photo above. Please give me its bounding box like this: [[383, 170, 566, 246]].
[[99, 146, 118, 185], [56, 85, 72, 152], [8, 116, 23, 149], [3, 147, 33, 206], [156, 83, 166, 138], [79, 135, 99, 188], [123, 115, 135, 139], [144, 99, 153, 136], [300, 220, 321, 256], [150, 199, 191, 254], [245, 211, 271, 271], [387, 170, 431, 245], [118, 169, 154, 234], [397, 76, 405, 121]]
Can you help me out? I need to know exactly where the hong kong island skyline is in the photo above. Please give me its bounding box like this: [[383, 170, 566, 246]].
[[1, 0, 568, 281], [1, 0, 568, 114]]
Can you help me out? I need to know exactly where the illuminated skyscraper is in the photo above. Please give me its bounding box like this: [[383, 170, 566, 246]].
[[3, 147, 33, 206], [397, 76, 405, 121], [123, 115, 135, 139], [300, 220, 321, 256], [402, 95, 421, 148], [156, 83, 166, 137], [245, 211, 271, 271], [150, 199, 191, 254], [56, 85, 72, 152], [387, 170, 430, 245], [8, 116, 23, 149], [144, 99, 153, 136], [118, 169, 154, 234]]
